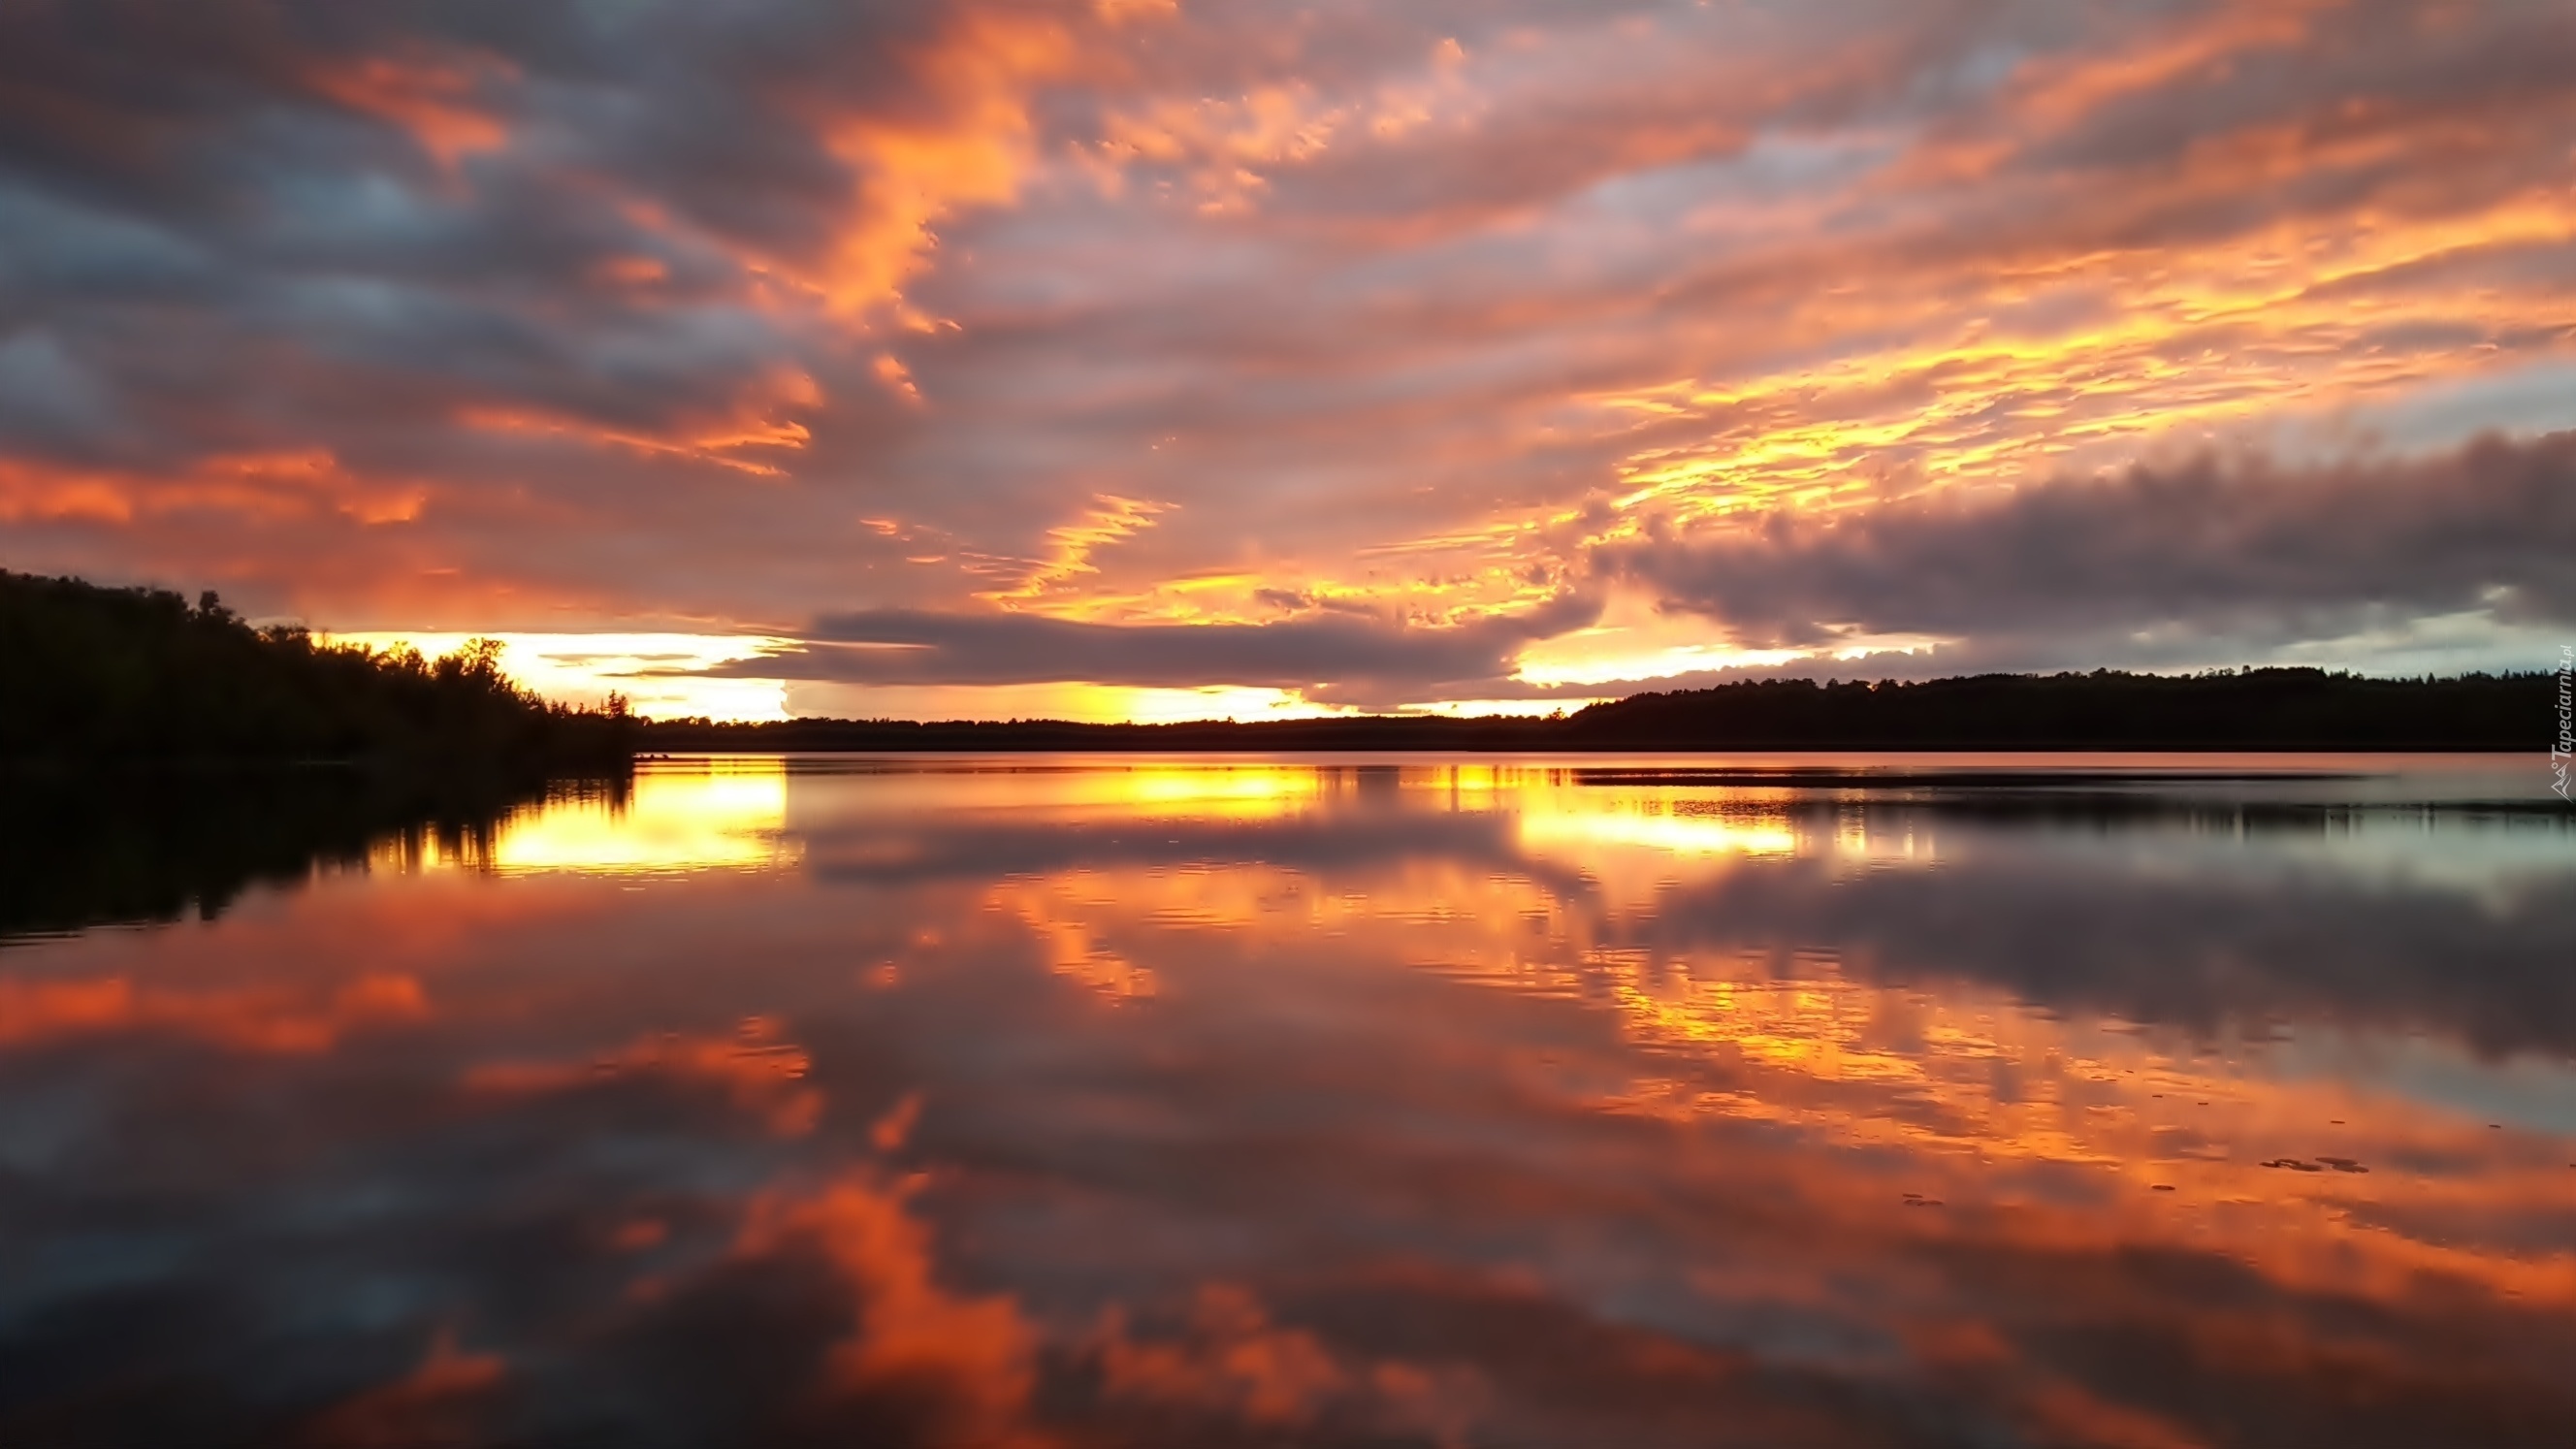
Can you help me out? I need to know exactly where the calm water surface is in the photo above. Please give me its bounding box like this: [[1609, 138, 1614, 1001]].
[[4, 755, 2572, 1447]]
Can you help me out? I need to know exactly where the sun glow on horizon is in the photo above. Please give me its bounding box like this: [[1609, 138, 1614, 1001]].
[[325, 632, 799, 722]]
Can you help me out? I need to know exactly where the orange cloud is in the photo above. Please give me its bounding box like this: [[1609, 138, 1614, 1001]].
[[306, 48, 513, 174], [734, 1172, 1046, 1447], [792, 10, 1101, 320], [975, 494, 1173, 610], [590, 254, 670, 288], [1094, 1284, 1351, 1424], [465, 1017, 820, 1135], [461, 368, 821, 479], [0, 450, 429, 527], [0, 970, 428, 1053], [299, 1329, 506, 1449]]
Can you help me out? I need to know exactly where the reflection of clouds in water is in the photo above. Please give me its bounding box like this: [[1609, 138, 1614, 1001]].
[[969, 847, 2576, 1302], [772, 762, 2576, 1064], [1, 758, 2571, 1446], [1617, 831, 2576, 1063]]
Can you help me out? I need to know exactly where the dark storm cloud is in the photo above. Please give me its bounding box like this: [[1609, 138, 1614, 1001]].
[[731, 591, 1602, 697], [1606, 430, 2576, 656]]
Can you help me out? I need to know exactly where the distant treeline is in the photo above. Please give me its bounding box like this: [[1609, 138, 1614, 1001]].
[[647, 668, 2553, 753], [0, 569, 634, 768]]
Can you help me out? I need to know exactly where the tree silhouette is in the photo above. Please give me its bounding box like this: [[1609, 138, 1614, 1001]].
[[1, 570, 633, 767]]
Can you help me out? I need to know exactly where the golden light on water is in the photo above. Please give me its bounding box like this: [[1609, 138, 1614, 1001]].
[[374, 758, 797, 876], [495, 763, 794, 874], [1517, 801, 1800, 861]]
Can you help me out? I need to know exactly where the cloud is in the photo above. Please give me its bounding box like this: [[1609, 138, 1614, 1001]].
[[0, 0, 1145, 626], [3, 0, 2575, 692], [719, 592, 1601, 702], [1605, 430, 2576, 665]]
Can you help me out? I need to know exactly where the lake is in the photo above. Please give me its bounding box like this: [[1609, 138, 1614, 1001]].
[[3, 754, 2571, 1448]]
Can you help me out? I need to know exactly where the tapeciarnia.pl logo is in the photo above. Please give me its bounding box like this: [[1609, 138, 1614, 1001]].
[[2554, 643, 2572, 801]]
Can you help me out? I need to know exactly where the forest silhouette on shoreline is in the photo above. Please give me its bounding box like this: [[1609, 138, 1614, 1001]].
[[2, 568, 2557, 761], [1, 569, 634, 770], [650, 668, 2551, 753], [2, 570, 639, 940]]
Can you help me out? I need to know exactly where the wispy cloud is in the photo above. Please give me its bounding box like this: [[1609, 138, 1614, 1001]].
[[724, 591, 1600, 705]]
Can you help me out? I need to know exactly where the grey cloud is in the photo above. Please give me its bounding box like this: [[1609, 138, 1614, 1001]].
[[1606, 430, 2576, 658], [0, 0, 1023, 473], [0, 327, 110, 445], [707, 593, 1603, 699], [1999, 0, 2576, 182]]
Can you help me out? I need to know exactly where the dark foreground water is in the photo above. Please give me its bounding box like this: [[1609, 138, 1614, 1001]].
[[3, 755, 2572, 1448]]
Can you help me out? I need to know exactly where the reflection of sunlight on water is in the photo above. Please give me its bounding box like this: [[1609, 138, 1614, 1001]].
[[1509, 790, 1936, 910], [803, 760, 1333, 823], [1504, 783, 1943, 863], [1112, 764, 1324, 814], [1518, 801, 1798, 859], [381, 760, 798, 875], [498, 760, 796, 874]]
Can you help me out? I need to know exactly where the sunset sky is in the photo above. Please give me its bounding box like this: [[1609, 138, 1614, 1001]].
[[3, 0, 2572, 721]]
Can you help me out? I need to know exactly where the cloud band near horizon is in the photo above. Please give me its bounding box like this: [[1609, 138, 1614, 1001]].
[[662, 429, 2576, 712]]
